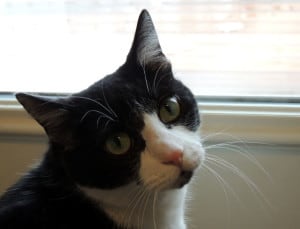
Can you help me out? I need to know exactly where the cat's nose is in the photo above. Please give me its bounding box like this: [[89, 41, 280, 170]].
[[162, 151, 183, 167]]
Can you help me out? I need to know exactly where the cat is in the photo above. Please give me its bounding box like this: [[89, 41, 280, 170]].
[[0, 9, 205, 229]]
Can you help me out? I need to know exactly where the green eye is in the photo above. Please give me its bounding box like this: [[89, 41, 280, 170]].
[[105, 132, 131, 155], [159, 97, 181, 123]]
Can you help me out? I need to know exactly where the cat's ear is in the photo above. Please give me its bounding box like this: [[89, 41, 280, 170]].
[[127, 9, 168, 67], [16, 93, 73, 146]]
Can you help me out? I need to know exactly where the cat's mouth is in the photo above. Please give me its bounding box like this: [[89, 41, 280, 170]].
[[138, 167, 195, 191], [175, 170, 194, 188]]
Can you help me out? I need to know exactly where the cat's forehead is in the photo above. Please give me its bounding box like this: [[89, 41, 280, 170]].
[[93, 65, 174, 103]]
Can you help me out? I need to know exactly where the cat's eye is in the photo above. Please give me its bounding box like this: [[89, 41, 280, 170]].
[[159, 97, 181, 123], [105, 132, 131, 155]]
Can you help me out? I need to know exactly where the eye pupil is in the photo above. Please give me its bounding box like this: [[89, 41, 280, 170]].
[[159, 97, 180, 123], [164, 104, 172, 114], [105, 132, 131, 155], [113, 137, 121, 147]]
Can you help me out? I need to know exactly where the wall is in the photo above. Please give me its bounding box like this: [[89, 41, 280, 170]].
[[1, 136, 299, 229]]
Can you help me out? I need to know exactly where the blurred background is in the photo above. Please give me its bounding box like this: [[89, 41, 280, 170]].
[[0, 0, 300, 97]]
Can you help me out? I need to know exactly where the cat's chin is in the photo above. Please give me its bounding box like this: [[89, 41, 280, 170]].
[[174, 170, 194, 188], [139, 169, 194, 192], [165, 170, 194, 190]]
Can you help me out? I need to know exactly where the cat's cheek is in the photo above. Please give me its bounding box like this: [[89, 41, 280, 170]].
[[139, 151, 181, 191]]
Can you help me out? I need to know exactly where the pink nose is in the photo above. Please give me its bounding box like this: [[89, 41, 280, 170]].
[[163, 151, 183, 167]]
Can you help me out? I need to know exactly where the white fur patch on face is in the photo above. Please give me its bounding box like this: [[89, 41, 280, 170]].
[[140, 113, 205, 191], [78, 113, 203, 229]]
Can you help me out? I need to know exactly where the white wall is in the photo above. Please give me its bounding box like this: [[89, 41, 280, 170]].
[[1, 137, 300, 229]]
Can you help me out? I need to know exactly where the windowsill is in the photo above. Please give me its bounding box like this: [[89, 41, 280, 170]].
[[0, 95, 299, 146], [199, 100, 300, 146], [1, 95, 300, 229]]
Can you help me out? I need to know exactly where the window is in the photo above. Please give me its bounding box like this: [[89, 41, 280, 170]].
[[0, 0, 299, 98], [0, 3, 299, 228]]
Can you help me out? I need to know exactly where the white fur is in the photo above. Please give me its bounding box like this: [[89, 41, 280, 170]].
[[80, 183, 187, 229], [141, 113, 205, 167], [79, 113, 205, 229]]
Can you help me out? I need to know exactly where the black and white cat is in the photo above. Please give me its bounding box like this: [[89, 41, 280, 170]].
[[0, 10, 205, 229]]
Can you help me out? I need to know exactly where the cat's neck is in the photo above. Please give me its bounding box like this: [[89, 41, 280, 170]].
[[80, 183, 187, 229]]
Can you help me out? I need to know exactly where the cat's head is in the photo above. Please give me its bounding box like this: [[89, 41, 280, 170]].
[[16, 10, 205, 192]]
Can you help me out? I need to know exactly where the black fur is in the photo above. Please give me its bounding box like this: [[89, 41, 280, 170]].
[[0, 10, 199, 228]]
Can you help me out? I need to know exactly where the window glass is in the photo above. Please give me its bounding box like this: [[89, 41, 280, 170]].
[[0, 0, 299, 98]]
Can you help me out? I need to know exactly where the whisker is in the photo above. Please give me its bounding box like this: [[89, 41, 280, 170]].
[[104, 119, 112, 130], [125, 188, 147, 229], [140, 192, 152, 229], [203, 163, 242, 206], [96, 115, 105, 129], [140, 54, 151, 96], [206, 154, 273, 210], [71, 95, 116, 119], [80, 109, 114, 123], [202, 164, 233, 228], [202, 131, 276, 147], [123, 187, 145, 229], [206, 142, 273, 182], [144, 172, 172, 191], [152, 62, 165, 95], [153, 191, 158, 229], [155, 71, 171, 91], [201, 131, 231, 143], [101, 82, 118, 118]]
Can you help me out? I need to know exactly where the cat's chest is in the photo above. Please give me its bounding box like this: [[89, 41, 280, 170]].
[[80, 183, 187, 229]]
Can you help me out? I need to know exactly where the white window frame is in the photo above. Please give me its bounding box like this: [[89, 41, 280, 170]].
[[0, 94, 299, 146]]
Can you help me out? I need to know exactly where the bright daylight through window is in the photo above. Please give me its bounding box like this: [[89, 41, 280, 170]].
[[0, 0, 299, 98]]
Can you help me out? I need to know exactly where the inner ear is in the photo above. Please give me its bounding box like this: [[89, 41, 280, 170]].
[[127, 9, 169, 67], [16, 93, 74, 146]]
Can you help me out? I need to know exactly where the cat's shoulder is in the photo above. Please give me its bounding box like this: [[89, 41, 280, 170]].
[[0, 170, 115, 228]]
